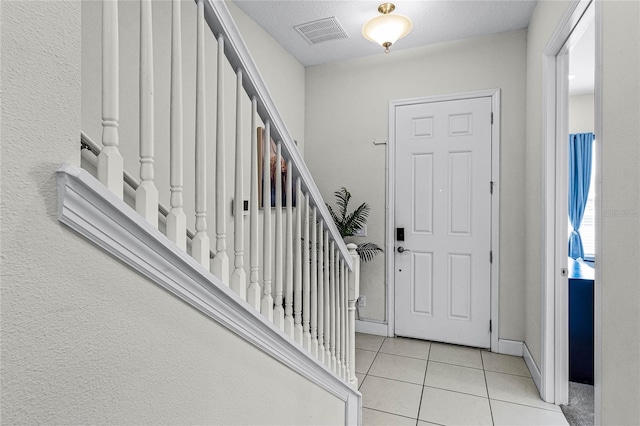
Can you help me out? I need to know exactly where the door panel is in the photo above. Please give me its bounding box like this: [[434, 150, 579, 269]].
[[412, 154, 434, 234], [412, 252, 433, 315], [394, 97, 492, 348]]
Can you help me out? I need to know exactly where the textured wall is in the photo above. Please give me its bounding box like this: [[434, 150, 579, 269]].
[[1, 1, 344, 423], [599, 1, 640, 423], [523, 0, 571, 369], [305, 30, 528, 341]]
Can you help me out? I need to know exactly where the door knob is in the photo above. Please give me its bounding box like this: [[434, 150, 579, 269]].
[[397, 246, 411, 253]]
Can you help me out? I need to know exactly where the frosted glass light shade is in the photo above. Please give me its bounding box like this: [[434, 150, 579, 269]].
[[362, 13, 412, 50]]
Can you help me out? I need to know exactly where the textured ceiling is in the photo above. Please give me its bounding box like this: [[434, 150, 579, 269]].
[[233, 0, 538, 66]]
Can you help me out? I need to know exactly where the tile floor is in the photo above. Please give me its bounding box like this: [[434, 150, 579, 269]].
[[355, 333, 569, 426]]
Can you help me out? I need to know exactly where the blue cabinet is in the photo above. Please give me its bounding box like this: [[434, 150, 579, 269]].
[[568, 258, 594, 385]]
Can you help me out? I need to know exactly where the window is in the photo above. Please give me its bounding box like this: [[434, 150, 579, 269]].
[[568, 139, 596, 260]]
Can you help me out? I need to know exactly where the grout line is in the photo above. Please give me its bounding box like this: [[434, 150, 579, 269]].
[[366, 373, 425, 387], [378, 350, 430, 361], [482, 349, 496, 425], [422, 383, 488, 400], [363, 337, 384, 376], [415, 352, 430, 423], [427, 359, 485, 371], [416, 344, 432, 425], [484, 368, 533, 379], [361, 407, 418, 422], [489, 397, 566, 413]]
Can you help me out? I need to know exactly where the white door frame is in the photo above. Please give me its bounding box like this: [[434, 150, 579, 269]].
[[386, 89, 501, 353], [541, 0, 601, 413]]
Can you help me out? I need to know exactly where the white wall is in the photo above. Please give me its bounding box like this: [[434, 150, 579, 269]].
[[599, 1, 640, 423], [523, 0, 571, 369], [305, 30, 528, 342], [569, 94, 595, 134], [1, 1, 345, 423]]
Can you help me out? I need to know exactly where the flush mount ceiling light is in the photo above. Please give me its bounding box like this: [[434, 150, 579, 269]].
[[362, 3, 413, 54]]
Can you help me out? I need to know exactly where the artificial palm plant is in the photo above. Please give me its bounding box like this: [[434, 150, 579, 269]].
[[326, 187, 383, 262]]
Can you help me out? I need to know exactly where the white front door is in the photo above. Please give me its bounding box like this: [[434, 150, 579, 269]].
[[394, 96, 493, 348]]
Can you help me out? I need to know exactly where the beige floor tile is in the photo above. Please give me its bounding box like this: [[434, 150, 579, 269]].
[[356, 333, 385, 351], [485, 371, 562, 412], [360, 375, 423, 419], [419, 387, 493, 426], [417, 422, 442, 426], [429, 342, 483, 369], [491, 399, 569, 425], [356, 349, 377, 374], [369, 352, 428, 384], [356, 373, 365, 389], [424, 361, 487, 397], [380, 337, 431, 360], [362, 408, 417, 426], [481, 351, 531, 377]]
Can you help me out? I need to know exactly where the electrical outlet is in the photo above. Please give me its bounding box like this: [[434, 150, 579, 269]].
[[357, 295, 366, 308]]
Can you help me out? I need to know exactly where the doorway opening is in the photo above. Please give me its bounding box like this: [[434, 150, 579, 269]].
[[564, 5, 596, 424], [542, 0, 601, 422]]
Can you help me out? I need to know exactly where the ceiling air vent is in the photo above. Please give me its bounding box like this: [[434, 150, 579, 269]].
[[294, 17, 348, 45]]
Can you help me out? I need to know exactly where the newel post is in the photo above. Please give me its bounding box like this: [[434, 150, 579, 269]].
[[347, 243, 360, 388]]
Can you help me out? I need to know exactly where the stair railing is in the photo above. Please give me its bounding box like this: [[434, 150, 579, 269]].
[[90, 0, 359, 387]]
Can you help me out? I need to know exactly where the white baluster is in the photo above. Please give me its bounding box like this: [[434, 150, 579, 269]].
[[341, 259, 347, 379], [167, 0, 186, 250], [324, 230, 331, 367], [294, 178, 303, 344], [99, 0, 124, 199], [261, 121, 273, 321], [247, 97, 260, 310], [136, 0, 158, 227], [330, 240, 337, 372], [317, 221, 325, 364], [302, 193, 311, 351], [212, 34, 229, 284], [273, 142, 284, 330], [284, 160, 294, 338], [336, 255, 342, 377], [344, 267, 351, 383], [310, 207, 319, 358], [344, 261, 349, 380], [192, 0, 210, 269], [230, 68, 246, 299], [347, 243, 360, 388]]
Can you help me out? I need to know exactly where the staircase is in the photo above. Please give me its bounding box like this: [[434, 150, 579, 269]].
[[58, 0, 361, 423]]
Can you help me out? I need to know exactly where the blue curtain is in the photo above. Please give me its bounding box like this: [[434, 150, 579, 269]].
[[568, 132, 594, 259]]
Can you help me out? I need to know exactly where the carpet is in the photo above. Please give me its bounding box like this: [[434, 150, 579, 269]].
[[561, 382, 594, 426]]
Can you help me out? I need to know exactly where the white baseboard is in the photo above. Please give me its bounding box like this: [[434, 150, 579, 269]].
[[498, 339, 524, 356], [523, 342, 542, 393], [355, 319, 388, 336]]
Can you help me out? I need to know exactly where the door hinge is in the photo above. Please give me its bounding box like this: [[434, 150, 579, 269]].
[[489, 251, 493, 263], [490, 181, 494, 194], [489, 320, 492, 333], [491, 112, 494, 125]]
